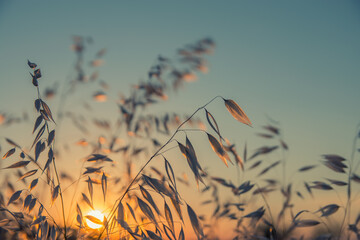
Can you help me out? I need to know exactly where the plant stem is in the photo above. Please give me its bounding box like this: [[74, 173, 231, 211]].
[[52, 159, 68, 239], [339, 125, 359, 239], [36, 85, 68, 240], [97, 95, 222, 239]]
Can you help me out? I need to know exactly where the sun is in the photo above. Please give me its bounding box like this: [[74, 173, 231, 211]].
[[85, 210, 105, 229]]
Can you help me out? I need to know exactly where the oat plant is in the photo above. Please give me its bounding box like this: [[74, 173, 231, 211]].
[[1, 36, 359, 240]]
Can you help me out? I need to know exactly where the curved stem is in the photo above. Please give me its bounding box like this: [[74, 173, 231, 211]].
[[178, 128, 207, 134], [37, 85, 68, 240], [97, 95, 222, 239], [339, 124, 359, 239], [154, 144, 179, 157], [52, 158, 67, 239]]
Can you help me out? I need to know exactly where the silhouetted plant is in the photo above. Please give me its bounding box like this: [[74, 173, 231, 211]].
[[0, 36, 359, 240]]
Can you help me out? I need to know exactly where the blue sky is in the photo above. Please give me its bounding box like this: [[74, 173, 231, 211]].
[[0, 0, 360, 219]]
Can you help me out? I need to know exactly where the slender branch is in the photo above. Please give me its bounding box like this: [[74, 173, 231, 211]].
[[155, 145, 179, 157], [97, 95, 222, 239], [339, 124, 360, 238], [36, 85, 68, 240]]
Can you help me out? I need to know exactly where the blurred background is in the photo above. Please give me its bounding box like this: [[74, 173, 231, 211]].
[[0, 1, 360, 239]]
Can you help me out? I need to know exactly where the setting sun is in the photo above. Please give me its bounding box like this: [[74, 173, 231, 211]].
[[85, 210, 105, 229]]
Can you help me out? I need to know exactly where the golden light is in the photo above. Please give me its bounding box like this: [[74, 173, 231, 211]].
[[85, 210, 105, 229], [93, 92, 107, 102]]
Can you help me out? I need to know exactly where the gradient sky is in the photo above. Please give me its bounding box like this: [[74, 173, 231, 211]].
[[0, 1, 360, 236], [1, 1, 359, 166]]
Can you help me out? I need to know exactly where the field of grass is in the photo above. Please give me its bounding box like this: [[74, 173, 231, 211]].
[[0, 36, 359, 240]]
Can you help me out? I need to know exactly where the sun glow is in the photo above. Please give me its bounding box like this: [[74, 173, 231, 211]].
[[85, 210, 105, 229]]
